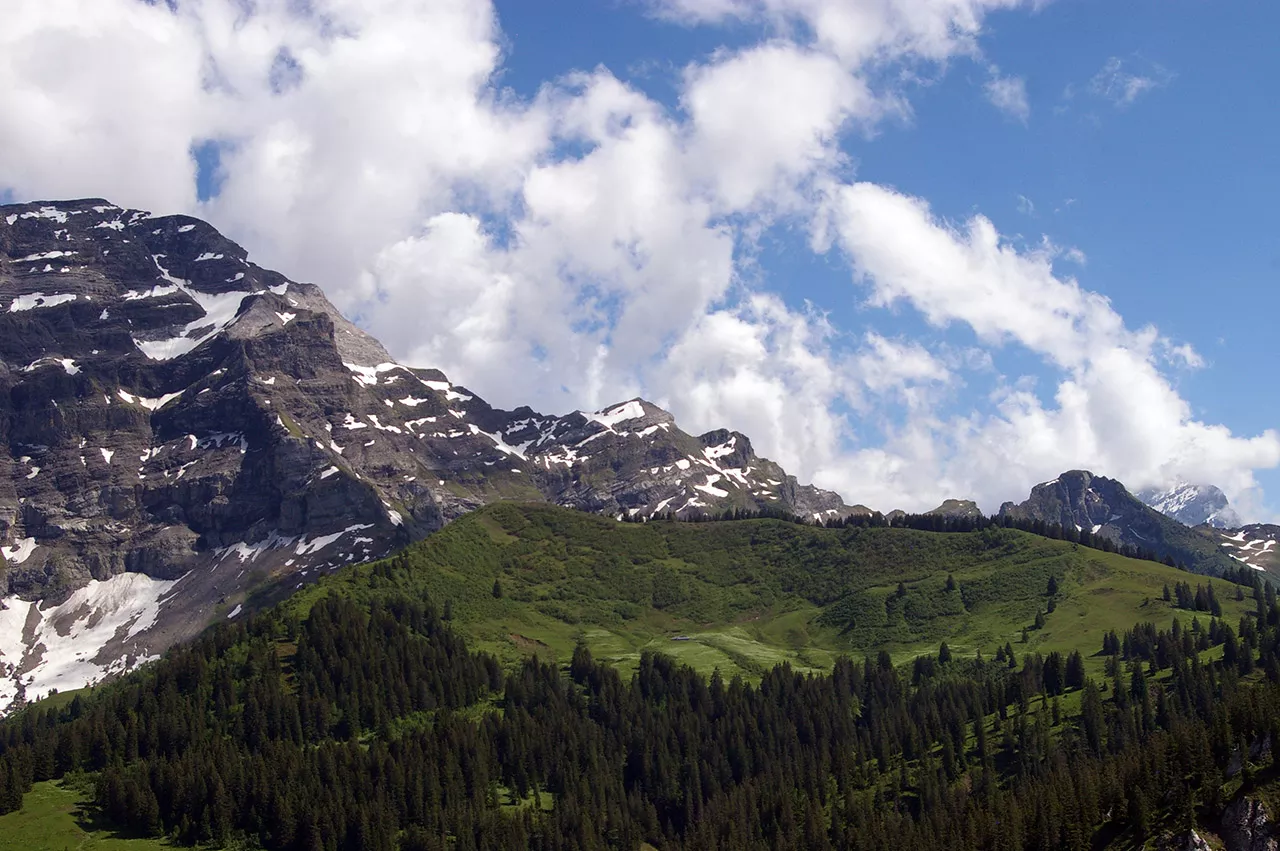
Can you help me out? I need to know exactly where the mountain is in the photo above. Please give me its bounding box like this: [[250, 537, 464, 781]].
[[926, 498, 983, 519], [998, 470, 1238, 576], [1137, 484, 1280, 579], [0, 198, 858, 710], [1137, 481, 1243, 529], [1204, 524, 1280, 574]]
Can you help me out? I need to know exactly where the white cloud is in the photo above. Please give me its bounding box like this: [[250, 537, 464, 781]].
[[855, 333, 951, 400], [643, 0, 1026, 66], [1089, 56, 1173, 107], [2, 0, 1274, 522], [0, 0, 210, 212], [814, 182, 1280, 513], [652, 296, 852, 475], [828, 182, 1132, 370], [984, 71, 1029, 122], [1061, 246, 1087, 265], [681, 43, 879, 213], [1165, 342, 1204, 370]]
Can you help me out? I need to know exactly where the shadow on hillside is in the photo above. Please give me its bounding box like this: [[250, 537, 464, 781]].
[[66, 781, 168, 846]]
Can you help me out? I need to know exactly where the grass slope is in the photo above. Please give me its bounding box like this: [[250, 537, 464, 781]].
[[290, 502, 1251, 681], [0, 778, 171, 850]]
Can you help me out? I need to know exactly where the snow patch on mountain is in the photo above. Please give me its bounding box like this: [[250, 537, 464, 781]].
[[8, 292, 78, 312], [132, 256, 258, 360], [0, 572, 179, 711], [582, 400, 646, 429]]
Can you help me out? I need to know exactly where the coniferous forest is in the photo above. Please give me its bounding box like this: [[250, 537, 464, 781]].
[[3, 551, 1280, 850]]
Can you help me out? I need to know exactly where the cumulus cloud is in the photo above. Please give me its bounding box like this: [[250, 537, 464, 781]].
[[681, 43, 878, 213], [1, 0, 1274, 520], [0, 0, 211, 212], [814, 183, 1280, 511], [829, 183, 1133, 370]]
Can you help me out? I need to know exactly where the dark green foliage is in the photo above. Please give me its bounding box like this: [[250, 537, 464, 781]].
[[1065, 650, 1086, 690], [4, 567, 1280, 851], [1171, 579, 1224, 615]]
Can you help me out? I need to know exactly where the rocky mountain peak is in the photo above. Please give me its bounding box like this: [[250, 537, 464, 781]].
[[698, 429, 754, 469], [1000, 469, 1238, 577], [1137, 481, 1242, 529]]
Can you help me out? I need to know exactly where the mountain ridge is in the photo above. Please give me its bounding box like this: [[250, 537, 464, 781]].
[[998, 469, 1239, 577], [0, 197, 859, 709]]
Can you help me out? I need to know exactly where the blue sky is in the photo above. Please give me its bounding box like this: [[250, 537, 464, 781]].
[[4, 0, 1278, 516], [492, 0, 1280, 508]]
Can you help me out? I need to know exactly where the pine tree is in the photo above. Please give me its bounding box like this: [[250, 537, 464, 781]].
[[1065, 650, 1086, 691]]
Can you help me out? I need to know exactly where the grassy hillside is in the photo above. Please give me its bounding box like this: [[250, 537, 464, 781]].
[[289, 502, 1250, 680], [0, 778, 170, 850]]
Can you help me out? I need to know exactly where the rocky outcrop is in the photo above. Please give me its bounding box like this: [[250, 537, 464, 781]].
[[1178, 830, 1214, 851], [1222, 798, 1278, 851], [0, 198, 862, 710], [927, 499, 983, 519]]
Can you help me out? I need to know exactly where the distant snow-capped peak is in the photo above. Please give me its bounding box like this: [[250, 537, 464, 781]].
[[1138, 482, 1241, 529]]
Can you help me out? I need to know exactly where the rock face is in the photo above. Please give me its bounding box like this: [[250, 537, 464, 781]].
[[0, 198, 860, 710], [1222, 798, 1278, 851], [1169, 830, 1213, 851], [998, 470, 1237, 576], [1139, 482, 1243, 529]]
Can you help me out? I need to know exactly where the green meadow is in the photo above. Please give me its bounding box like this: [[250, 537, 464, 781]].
[[288, 502, 1251, 681]]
